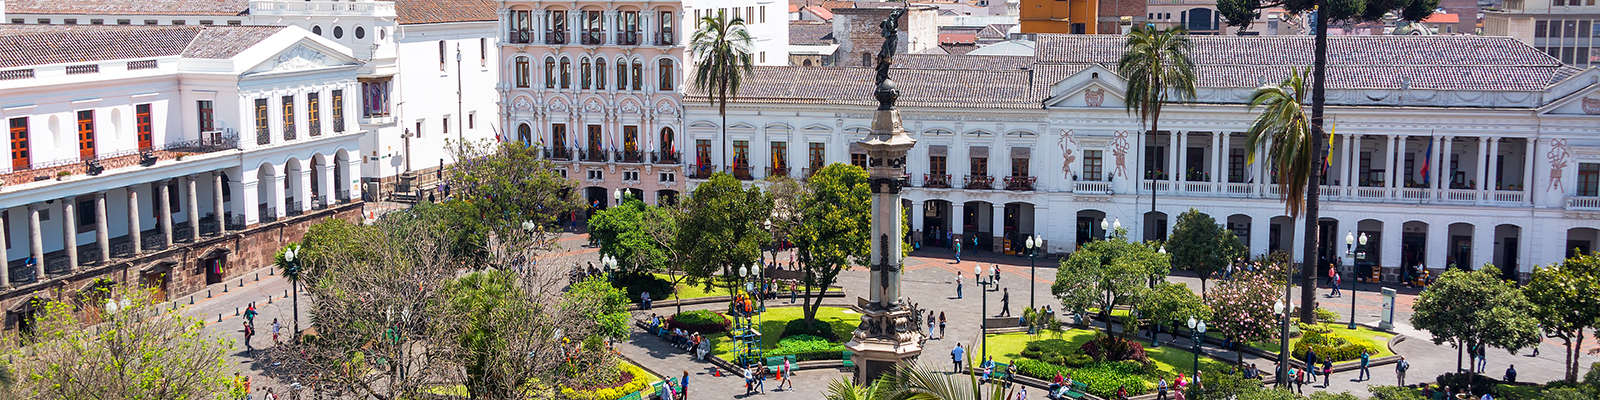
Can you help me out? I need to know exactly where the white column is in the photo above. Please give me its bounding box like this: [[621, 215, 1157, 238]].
[[1384, 136, 1398, 192], [1438, 137, 1453, 194], [128, 190, 143, 254], [1472, 223, 1494, 269], [1176, 132, 1188, 183], [1168, 132, 1180, 184], [296, 168, 313, 213], [1337, 133, 1351, 188], [0, 212, 8, 287], [61, 198, 77, 271], [992, 203, 1004, 252], [1486, 138, 1501, 192], [1210, 132, 1221, 185], [535, 11, 546, 43], [1380, 219, 1403, 269], [95, 193, 109, 263], [238, 177, 259, 226], [212, 173, 226, 234], [186, 176, 200, 239], [159, 181, 173, 246], [28, 205, 42, 280], [1249, 215, 1270, 257], [1523, 139, 1535, 202], [270, 174, 288, 219], [1345, 134, 1358, 189], [1220, 133, 1232, 183], [1426, 222, 1448, 270], [911, 201, 925, 237], [315, 164, 334, 207], [951, 203, 965, 237]]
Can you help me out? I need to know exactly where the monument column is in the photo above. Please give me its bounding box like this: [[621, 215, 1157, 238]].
[[845, 6, 923, 384]]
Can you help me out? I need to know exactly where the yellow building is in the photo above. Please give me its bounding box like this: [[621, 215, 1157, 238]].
[[1020, 0, 1099, 34]]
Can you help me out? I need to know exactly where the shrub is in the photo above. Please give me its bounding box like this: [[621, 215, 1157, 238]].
[[610, 272, 673, 303], [1290, 325, 1381, 363], [1080, 333, 1148, 362], [1021, 338, 1078, 364], [1314, 308, 1340, 323], [766, 334, 846, 361], [668, 310, 729, 334], [1435, 372, 1498, 396], [1013, 358, 1070, 381], [780, 318, 845, 341], [1368, 385, 1426, 400], [1071, 361, 1154, 398]]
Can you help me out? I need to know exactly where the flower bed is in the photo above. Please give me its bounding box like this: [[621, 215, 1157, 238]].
[[982, 330, 1231, 399], [668, 310, 731, 334], [560, 362, 657, 400]]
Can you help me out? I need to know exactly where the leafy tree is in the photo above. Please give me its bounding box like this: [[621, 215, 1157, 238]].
[[1410, 268, 1540, 375], [438, 269, 529, 399], [764, 175, 805, 264], [1140, 282, 1210, 346], [445, 140, 583, 257], [1206, 270, 1283, 363], [793, 163, 873, 323], [5, 284, 234, 399], [1217, 0, 1437, 34], [1523, 252, 1600, 382], [678, 172, 773, 296], [588, 197, 673, 273], [564, 275, 633, 343], [1167, 208, 1245, 301], [1051, 236, 1169, 336], [690, 10, 754, 167]]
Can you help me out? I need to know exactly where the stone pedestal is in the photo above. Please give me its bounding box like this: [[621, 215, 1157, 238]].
[[845, 301, 923, 382]]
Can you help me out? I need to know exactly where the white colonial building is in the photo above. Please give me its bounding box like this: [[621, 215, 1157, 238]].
[[0, 24, 364, 329], [498, 0, 688, 207], [685, 35, 1600, 282]]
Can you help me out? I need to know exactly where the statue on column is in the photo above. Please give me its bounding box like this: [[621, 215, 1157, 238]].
[[874, 6, 907, 110]]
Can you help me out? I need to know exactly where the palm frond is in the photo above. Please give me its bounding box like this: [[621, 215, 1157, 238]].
[[1243, 67, 1315, 217]]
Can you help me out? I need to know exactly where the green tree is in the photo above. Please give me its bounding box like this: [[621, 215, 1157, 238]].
[[1523, 252, 1600, 382], [1140, 282, 1210, 346], [1206, 270, 1283, 363], [1242, 68, 1324, 323], [690, 10, 754, 167], [1051, 236, 1170, 336], [678, 172, 773, 296], [1118, 25, 1195, 214], [5, 284, 234, 399], [1410, 268, 1540, 375], [794, 163, 873, 322], [438, 269, 530, 399], [1167, 208, 1245, 301], [564, 275, 633, 343], [587, 197, 672, 273], [446, 140, 583, 255]]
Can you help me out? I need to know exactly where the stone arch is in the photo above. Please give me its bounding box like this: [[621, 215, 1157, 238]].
[[1226, 214, 1252, 252], [284, 158, 305, 215], [1565, 227, 1598, 258], [1076, 209, 1109, 248], [1493, 224, 1522, 280], [334, 149, 352, 202], [1447, 222, 1475, 269]]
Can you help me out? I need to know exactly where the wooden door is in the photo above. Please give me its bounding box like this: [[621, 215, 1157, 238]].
[[9, 117, 29, 170], [77, 110, 95, 161], [136, 104, 153, 151]]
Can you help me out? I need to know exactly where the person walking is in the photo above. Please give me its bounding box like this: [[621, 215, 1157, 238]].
[[1321, 359, 1332, 387], [1304, 349, 1319, 382], [956, 272, 964, 299], [244, 305, 258, 326], [951, 343, 965, 373], [271, 318, 282, 345], [954, 239, 963, 263], [1475, 343, 1487, 373], [778, 358, 793, 390], [641, 290, 652, 310], [1156, 378, 1168, 400], [928, 310, 937, 336], [999, 288, 1011, 317], [1357, 350, 1371, 381], [1396, 356, 1410, 386], [938, 312, 947, 339], [242, 321, 255, 355], [680, 370, 689, 400]]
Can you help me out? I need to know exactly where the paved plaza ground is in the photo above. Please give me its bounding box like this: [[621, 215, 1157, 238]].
[[194, 224, 1598, 398]]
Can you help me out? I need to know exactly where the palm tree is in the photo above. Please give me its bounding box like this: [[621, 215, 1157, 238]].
[[1116, 25, 1196, 232], [690, 11, 754, 173], [1242, 67, 1321, 326]]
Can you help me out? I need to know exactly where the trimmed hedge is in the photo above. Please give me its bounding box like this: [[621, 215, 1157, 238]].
[[668, 310, 730, 334], [1013, 358, 1153, 398], [1020, 339, 1093, 367], [1290, 327, 1381, 363], [612, 272, 673, 303], [765, 334, 847, 361], [780, 318, 842, 342]]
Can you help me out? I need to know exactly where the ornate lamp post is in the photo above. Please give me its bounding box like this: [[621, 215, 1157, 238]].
[[974, 264, 995, 361], [1349, 233, 1367, 329], [283, 244, 302, 337], [1275, 299, 1293, 387], [1025, 233, 1041, 310], [1186, 316, 1207, 375]]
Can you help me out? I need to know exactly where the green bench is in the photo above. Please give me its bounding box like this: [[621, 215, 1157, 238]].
[[619, 391, 641, 400], [986, 362, 1011, 383], [652, 379, 682, 398], [841, 350, 855, 369], [765, 356, 785, 374], [1061, 381, 1089, 399]]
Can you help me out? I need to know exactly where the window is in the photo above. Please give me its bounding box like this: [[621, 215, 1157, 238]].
[[659, 12, 674, 45], [356, 26, 365, 39], [851, 153, 867, 168], [9, 117, 29, 170], [333, 26, 343, 38], [770, 141, 787, 171], [587, 125, 603, 154], [597, 58, 607, 90], [439, 40, 447, 70], [468, 112, 476, 129], [228, 21, 242, 26], [313, 25, 323, 36], [171, 20, 185, 25], [136, 103, 153, 151], [443, 115, 450, 134], [587, 169, 603, 180], [809, 143, 825, 170], [38, 19, 51, 24], [552, 123, 568, 149], [696, 139, 712, 166], [514, 57, 530, 88], [361, 78, 392, 117], [581, 58, 592, 89], [12, 19, 26, 24], [1580, 163, 1600, 197], [582, 10, 604, 44], [733, 140, 750, 167], [282, 95, 296, 140], [544, 57, 556, 88], [659, 127, 674, 154], [332, 90, 345, 133], [631, 61, 642, 90], [76, 110, 96, 160], [747, 7, 754, 22], [760, 6, 767, 23], [64, 19, 78, 25], [1084, 150, 1104, 181], [623, 171, 640, 182], [660, 172, 676, 183], [760, 52, 766, 64], [198, 20, 212, 26], [255, 99, 270, 145], [560, 58, 571, 89], [970, 156, 987, 177], [658, 59, 674, 90], [617, 58, 628, 89], [623, 125, 639, 153], [415, 121, 424, 138], [511, 10, 532, 43], [479, 38, 486, 65], [91, 19, 105, 25], [546, 10, 568, 44], [516, 123, 532, 144], [76, 198, 95, 232], [144, 20, 157, 25], [308, 93, 321, 136], [621, 11, 640, 45]]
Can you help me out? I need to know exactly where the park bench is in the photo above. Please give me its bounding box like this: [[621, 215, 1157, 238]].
[[987, 362, 1011, 383], [841, 350, 856, 370], [765, 356, 785, 374], [1062, 381, 1089, 399]]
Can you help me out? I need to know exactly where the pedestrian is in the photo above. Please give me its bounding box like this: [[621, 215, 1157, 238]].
[[244, 305, 257, 326], [264, 388, 277, 400], [955, 239, 963, 263], [1015, 386, 1028, 400], [992, 264, 1001, 284], [1332, 269, 1342, 298], [951, 343, 965, 373], [641, 290, 652, 310], [928, 310, 936, 336], [789, 281, 797, 304], [743, 365, 754, 395], [1173, 387, 1186, 400], [243, 375, 252, 400], [754, 365, 766, 393], [1322, 359, 1332, 387], [938, 312, 947, 339], [1504, 364, 1516, 383], [1156, 378, 1168, 400], [1358, 350, 1371, 381], [999, 288, 1011, 317], [1287, 366, 1300, 394], [1295, 367, 1305, 394], [956, 272, 964, 299], [271, 318, 281, 345], [1305, 349, 1319, 382], [243, 321, 254, 354], [1475, 343, 1487, 373], [1396, 356, 1410, 386], [779, 358, 793, 390]]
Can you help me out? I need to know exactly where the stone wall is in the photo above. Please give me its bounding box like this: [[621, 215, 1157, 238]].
[[0, 202, 364, 330]]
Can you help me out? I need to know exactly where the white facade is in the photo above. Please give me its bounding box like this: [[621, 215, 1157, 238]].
[[682, 36, 1600, 281], [0, 25, 363, 285], [683, 0, 790, 65], [369, 21, 503, 179], [499, 0, 689, 207]]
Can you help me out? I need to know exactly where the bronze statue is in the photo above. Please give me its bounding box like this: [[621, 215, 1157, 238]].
[[874, 6, 907, 110]]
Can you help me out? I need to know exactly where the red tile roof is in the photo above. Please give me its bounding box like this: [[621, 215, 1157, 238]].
[[804, 5, 835, 20], [0, 25, 282, 68], [1423, 13, 1460, 24], [5, 0, 249, 16], [394, 0, 498, 25], [939, 32, 977, 45]]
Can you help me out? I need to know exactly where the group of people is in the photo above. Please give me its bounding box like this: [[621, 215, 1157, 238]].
[[741, 358, 795, 395], [1153, 372, 1201, 400], [644, 314, 708, 360], [924, 310, 949, 339]]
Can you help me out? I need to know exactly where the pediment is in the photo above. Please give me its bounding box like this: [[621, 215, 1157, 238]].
[[1045, 64, 1127, 109], [1540, 71, 1600, 116], [245, 41, 359, 76]]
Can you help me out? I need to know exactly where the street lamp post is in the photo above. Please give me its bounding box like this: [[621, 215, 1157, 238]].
[[1025, 234, 1041, 310], [1186, 316, 1207, 375], [1350, 233, 1367, 329], [454, 45, 464, 161], [284, 245, 302, 337], [1100, 218, 1109, 240], [974, 264, 994, 362], [1275, 299, 1293, 387]]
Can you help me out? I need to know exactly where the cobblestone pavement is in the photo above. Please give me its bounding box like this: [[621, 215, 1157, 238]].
[[189, 231, 1595, 398]]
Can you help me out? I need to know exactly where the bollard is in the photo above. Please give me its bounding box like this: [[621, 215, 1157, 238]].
[[190, 296, 195, 305], [268, 296, 273, 304], [239, 278, 244, 287], [218, 314, 223, 322], [223, 284, 229, 293], [255, 273, 260, 282], [207, 289, 213, 298]]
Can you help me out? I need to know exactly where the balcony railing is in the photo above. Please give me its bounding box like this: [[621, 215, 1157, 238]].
[[619, 32, 640, 45], [508, 30, 532, 44], [1140, 180, 1172, 193], [1353, 187, 1388, 200], [1441, 189, 1478, 203], [1004, 176, 1037, 191], [545, 31, 567, 45], [1566, 195, 1600, 211], [964, 175, 994, 190], [1073, 181, 1111, 194], [922, 173, 951, 188], [545, 146, 572, 160], [728, 165, 753, 180], [2, 130, 238, 186], [657, 32, 675, 46], [581, 31, 604, 45], [766, 166, 790, 178], [1224, 183, 1254, 197], [617, 149, 643, 163], [688, 163, 715, 179], [1491, 190, 1525, 204], [1183, 181, 1213, 193], [651, 151, 680, 164], [578, 148, 607, 163], [1398, 187, 1429, 201]]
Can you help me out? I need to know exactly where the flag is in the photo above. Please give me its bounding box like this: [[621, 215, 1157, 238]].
[[1322, 121, 1336, 175], [1420, 135, 1433, 185]]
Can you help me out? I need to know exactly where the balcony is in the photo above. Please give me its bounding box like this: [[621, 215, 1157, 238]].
[[580, 32, 604, 45], [1398, 187, 1429, 201], [1223, 182, 1254, 197], [651, 151, 680, 164], [1003, 175, 1037, 191], [1491, 190, 1525, 204], [619, 32, 640, 45], [1140, 180, 1172, 193], [1073, 181, 1111, 194], [545, 31, 567, 45], [578, 148, 607, 163], [1183, 181, 1213, 193], [657, 32, 675, 46], [766, 166, 790, 178], [1352, 186, 1389, 200], [2, 131, 238, 186], [1566, 196, 1600, 211], [963, 175, 994, 190], [617, 149, 644, 163], [545, 146, 572, 161], [508, 30, 532, 44], [922, 173, 951, 188], [688, 163, 715, 179], [728, 165, 753, 180], [1441, 189, 1479, 203]]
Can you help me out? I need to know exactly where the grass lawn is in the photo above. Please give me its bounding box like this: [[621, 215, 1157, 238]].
[[654, 274, 842, 300], [1244, 323, 1395, 360], [709, 306, 858, 360], [976, 330, 1227, 375]]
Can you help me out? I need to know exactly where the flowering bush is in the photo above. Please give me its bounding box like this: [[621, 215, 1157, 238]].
[[1205, 271, 1280, 357], [559, 362, 652, 400]]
